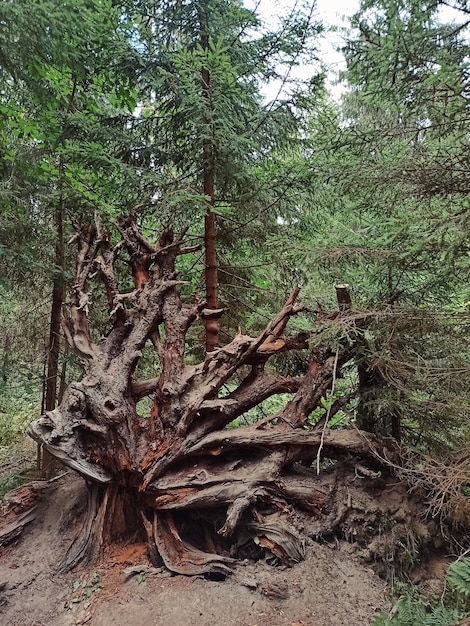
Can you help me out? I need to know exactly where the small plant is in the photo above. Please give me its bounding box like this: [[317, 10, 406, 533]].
[[371, 557, 470, 625], [65, 572, 103, 609], [447, 557, 470, 611], [370, 591, 460, 625]]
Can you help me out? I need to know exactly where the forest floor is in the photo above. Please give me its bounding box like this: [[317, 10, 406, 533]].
[[0, 448, 451, 626]]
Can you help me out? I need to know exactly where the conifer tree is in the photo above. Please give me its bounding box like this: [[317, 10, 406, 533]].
[[283, 0, 470, 446], [4, 0, 403, 574]]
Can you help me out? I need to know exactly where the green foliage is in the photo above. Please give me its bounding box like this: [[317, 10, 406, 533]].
[[341, 0, 470, 285], [0, 0, 153, 449], [0, 0, 327, 378], [268, 0, 470, 451], [0, 286, 44, 448], [370, 595, 460, 626], [447, 558, 470, 605], [371, 557, 470, 625], [356, 310, 470, 449], [66, 572, 103, 609], [0, 400, 38, 448], [0, 466, 34, 500], [1, 0, 468, 478], [227, 393, 295, 428]]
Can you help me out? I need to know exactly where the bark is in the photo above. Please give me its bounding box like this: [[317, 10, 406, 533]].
[[199, 4, 219, 353], [40, 203, 66, 479], [0, 481, 50, 546], [357, 364, 402, 442], [44, 268, 63, 412], [27, 216, 401, 576], [335, 283, 351, 312]]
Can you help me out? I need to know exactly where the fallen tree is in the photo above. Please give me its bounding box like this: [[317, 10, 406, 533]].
[[27, 215, 399, 575]]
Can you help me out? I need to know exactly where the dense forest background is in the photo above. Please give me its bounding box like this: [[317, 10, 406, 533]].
[[1, 3, 470, 618], [1, 0, 468, 455]]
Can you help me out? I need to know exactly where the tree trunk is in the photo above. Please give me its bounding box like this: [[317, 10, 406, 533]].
[[357, 364, 401, 441], [27, 216, 400, 575], [1, 329, 11, 385], [40, 203, 65, 479], [199, 4, 219, 353]]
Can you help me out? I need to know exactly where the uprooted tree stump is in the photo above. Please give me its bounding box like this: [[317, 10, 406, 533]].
[[26, 216, 400, 575]]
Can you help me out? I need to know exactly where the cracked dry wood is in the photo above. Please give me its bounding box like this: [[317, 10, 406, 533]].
[[23, 216, 400, 576]]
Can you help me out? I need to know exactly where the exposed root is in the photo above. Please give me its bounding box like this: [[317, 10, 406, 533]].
[[18, 216, 468, 579], [0, 480, 51, 547], [59, 484, 110, 573], [154, 510, 235, 576]]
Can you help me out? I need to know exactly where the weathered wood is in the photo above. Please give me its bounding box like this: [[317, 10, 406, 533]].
[[335, 283, 352, 312], [0, 480, 52, 546], [59, 484, 109, 572], [154, 511, 235, 576], [245, 516, 306, 564], [140, 511, 163, 566], [0, 506, 38, 546], [187, 425, 398, 463], [279, 476, 326, 514], [24, 216, 399, 576]]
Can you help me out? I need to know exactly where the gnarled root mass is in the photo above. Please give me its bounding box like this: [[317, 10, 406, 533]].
[[25, 216, 401, 575]]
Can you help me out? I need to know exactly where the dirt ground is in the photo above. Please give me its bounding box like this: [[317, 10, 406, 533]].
[[0, 472, 395, 626]]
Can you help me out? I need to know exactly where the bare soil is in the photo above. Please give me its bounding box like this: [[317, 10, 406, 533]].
[[0, 472, 395, 626]]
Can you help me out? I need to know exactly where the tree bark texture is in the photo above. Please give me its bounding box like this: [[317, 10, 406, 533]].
[[27, 217, 400, 575], [199, 5, 219, 353], [40, 203, 66, 479]]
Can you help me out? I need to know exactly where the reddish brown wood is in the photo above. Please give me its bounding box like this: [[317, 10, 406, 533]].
[[154, 510, 234, 576], [26, 216, 400, 575]]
